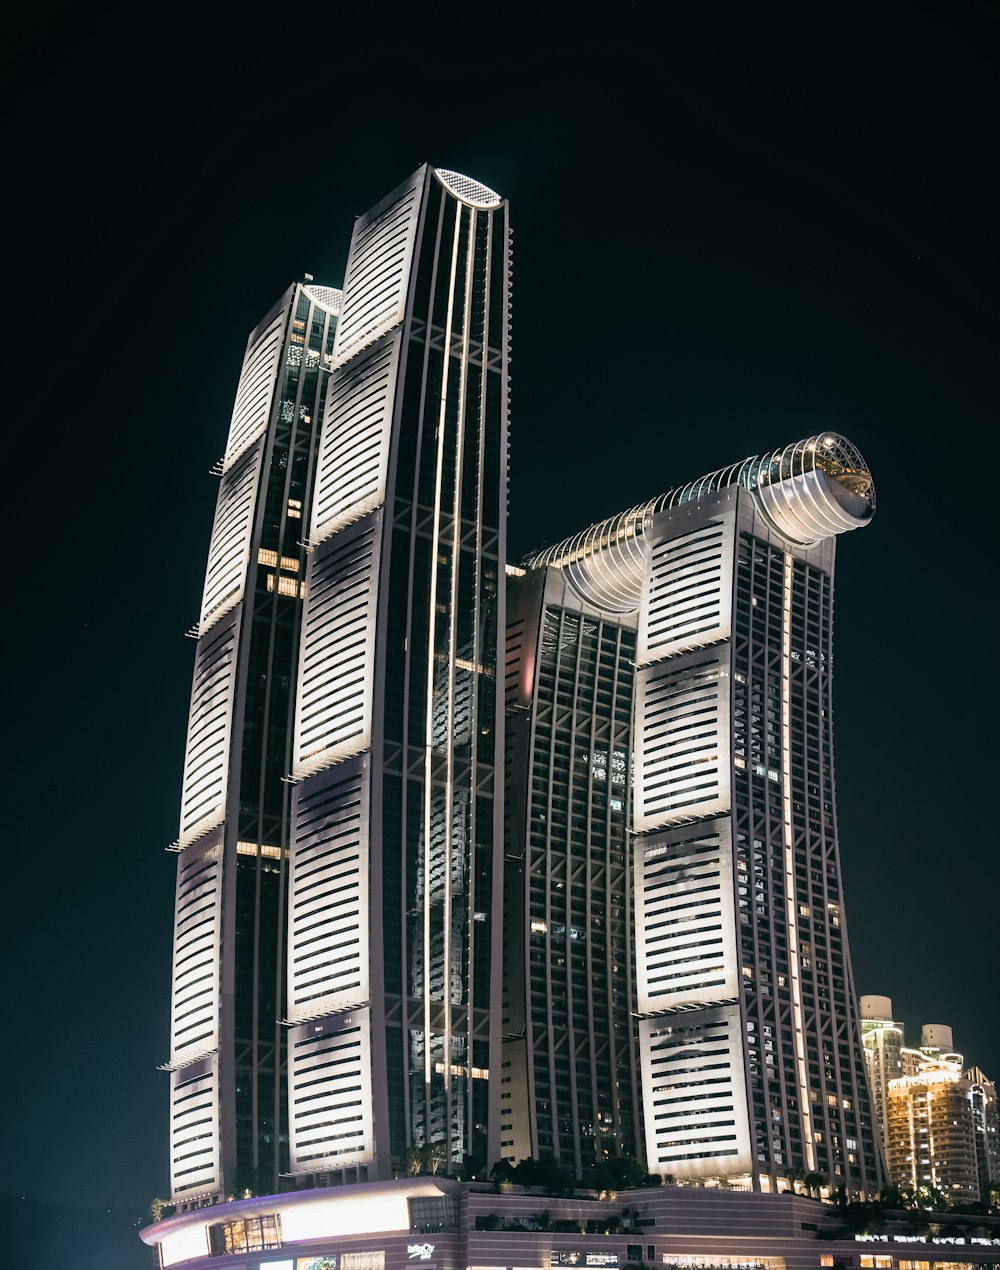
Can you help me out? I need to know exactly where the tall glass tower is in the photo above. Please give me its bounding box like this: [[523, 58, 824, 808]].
[[167, 282, 342, 1204], [501, 566, 642, 1174], [522, 435, 882, 1196], [285, 167, 511, 1183]]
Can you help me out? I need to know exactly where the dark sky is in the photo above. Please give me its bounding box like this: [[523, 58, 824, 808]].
[[3, 0, 997, 1232]]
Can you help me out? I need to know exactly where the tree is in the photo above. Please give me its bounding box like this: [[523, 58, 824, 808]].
[[608, 1156, 647, 1190], [512, 1154, 575, 1191], [584, 1162, 617, 1196], [462, 1152, 484, 1181], [490, 1158, 515, 1185], [149, 1197, 171, 1222], [403, 1142, 449, 1176], [804, 1171, 828, 1199], [878, 1182, 909, 1210]]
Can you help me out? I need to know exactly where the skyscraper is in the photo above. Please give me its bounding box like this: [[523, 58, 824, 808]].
[[501, 565, 642, 1174], [967, 1067, 1000, 1203], [516, 435, 882, 1196], [886, 1047, 979, 1203], [167, 281, 342, 1204], [859, 994, 905, 1145], [284, 166, 510, 1184], [166, 164, 510, 1208], [878, 1022, 999, 1205]]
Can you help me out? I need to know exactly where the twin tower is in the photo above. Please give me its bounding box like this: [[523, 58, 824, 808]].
[[166, 165, 881, 1209]]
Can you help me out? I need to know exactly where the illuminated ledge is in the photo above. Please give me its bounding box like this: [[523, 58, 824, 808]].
[[141, 1178, 460, 1265]]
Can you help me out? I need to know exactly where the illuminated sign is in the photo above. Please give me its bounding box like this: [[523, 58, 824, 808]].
[[551, 1255, 620, 1268], [298, 1258, 337, 1270], [662, 1262, 766, 1270], [408, 1245, 435, 1261], [853, 1236, 1000, 1248]]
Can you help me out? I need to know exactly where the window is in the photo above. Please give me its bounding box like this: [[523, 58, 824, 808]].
[[342, 1253, 385, 1270], [207, 1214, 281, 1254]]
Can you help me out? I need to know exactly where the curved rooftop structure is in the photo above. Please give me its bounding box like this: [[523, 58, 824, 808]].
[[434, 167, 503, 208], [525, 432, 874, 612], [302, 283, 343, 314]]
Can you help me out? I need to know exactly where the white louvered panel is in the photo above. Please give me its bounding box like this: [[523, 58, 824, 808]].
[[223, 312, 284, 469], [332, 170, 422, 367], [294, 512, 381, 778], [311, 331, 400, 545], [639, 1005, 752, 1181], [634, 649, 731, 832], [638, 515, 735, 667], [170, 832, 223, 1061], [288, 1009, 375, 1174], [169, 1053, 221, 1200], [179, 608, 240, 847], [199, 438, 264, 633], [288, 758, 369, 1021], [635, 821, 738, 1013]]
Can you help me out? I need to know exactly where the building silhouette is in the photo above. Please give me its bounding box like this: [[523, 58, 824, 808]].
[[877, 1021, 999, 1205], [167, 166, 510, 1206], [860, 994, 905, 1147], [515, 437, 882, 1196], [886, 1044, 979, 1203], [167, 281, 343, 1202], [284, 166, 510, 1186], [501, 565, 642, 1174], [968, 1066, 1000, 1204], [164, 171, 887, 1219]]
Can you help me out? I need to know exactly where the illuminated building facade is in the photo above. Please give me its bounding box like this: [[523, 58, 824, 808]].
[[886, 1060, 979, 1203], [883, 1024, 997, 1204], [167, 282, 343, 1203], [140, 1175, 1000, 1270], [501, 565, 642, 1173], [285, 166, 510, 1183], [967, 1067, 1000, 1203], [522, 436, 881, 1195], [860, 995, 905, 1146]]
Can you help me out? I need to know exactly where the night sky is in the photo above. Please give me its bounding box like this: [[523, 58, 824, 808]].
[[4, 2, 997, 1260]]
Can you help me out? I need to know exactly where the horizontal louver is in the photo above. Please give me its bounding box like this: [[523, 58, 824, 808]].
[[223, 313, 283, 469], [289, 758, 369, 1021], [169, 1053, 220, 1198], [639, 516, 734, 665], [635, 822, 738, 1012], [332, 171, 422, 367], [312, 332, 399, 544], [170, 832, 223, 1061], [288, 1010, 375, 1174], [634, 650, 731, 831], [179, 609, 240, 846], [639, 1005, 751, 1179], [294, 512, 381, 778], [199, 437, 264, 633]]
